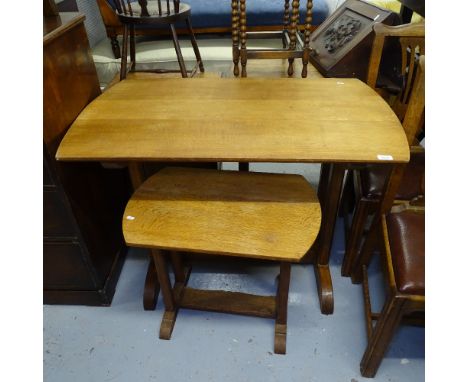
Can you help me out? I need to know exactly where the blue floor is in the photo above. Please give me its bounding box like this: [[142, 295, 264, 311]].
[[43, 216, 424, 381]]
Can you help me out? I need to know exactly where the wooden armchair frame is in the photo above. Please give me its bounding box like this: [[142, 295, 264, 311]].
[[360, 203, 424, 377], [340, 25, 425, 282]]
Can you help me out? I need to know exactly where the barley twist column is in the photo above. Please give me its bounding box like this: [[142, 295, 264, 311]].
[[240, 0, 247, 77], [302, 0, 313, 78], [288, 0, 300, 77], [232, 0, 240, 76], [283, 0, 291, 48]]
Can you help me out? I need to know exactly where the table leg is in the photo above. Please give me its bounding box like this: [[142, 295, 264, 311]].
[[128, 162, 162, 310], [151, 249, 177, 340], [143, 257, 160, 310], [274, 262, 291, 354], [350, 163, 406, 283], [315, 163, 346, 314]]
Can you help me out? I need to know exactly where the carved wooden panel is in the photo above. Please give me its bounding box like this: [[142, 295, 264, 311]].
[[308, 0, 399, 80]]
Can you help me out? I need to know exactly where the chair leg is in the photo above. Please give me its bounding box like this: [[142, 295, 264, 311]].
[[240, 0, 247, 77], [169, 23, 188, 78], [360, 294, 406, 378], [342, 200, 371, 277], [130, 24, 136, 72], [232, 0, 240, 76], [282, 0, 291, 49], [301, 0, 313, 78], [287, 0, 300, 76], [120, 24, 129, 81], [185, 18, 204, 73]]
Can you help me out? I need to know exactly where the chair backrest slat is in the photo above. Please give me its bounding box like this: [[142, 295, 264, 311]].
[[113, 0, 181, 16], [367, 22, 425, 123], [402, 56, 425, 145]]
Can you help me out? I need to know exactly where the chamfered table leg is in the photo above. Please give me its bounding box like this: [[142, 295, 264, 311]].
[[274, 262, 291, 354], [143, 257, 160, 310], [314, 163, 346, 315]]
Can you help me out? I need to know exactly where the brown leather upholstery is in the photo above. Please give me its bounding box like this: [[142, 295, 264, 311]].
[[361, 151, 425, 200], [386, 210, 425, 295]]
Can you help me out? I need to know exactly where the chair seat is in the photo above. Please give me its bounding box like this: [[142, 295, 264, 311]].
[[361, 151, 425, 200], [386, 210, 425, 295], [107, 0, 330, 29], [123, 167, 321, 262]]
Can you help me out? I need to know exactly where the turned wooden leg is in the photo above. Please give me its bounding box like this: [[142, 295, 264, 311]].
[[288, 0, 300, 77], [151, 249, 177, 340], [274, 262, 291, 354], [360, 295, 405, 378], [314, 163, 346, 314], [120, 24, 129, 81], [186, 17, 204, 73], [301, 0, 313, 78], [341, 200, 372, 277], [240, 0, 247, 77], [232, 0, 240, 76], [170, 23, 188, 78]]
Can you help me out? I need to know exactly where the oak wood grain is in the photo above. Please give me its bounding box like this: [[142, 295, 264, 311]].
[[122, 167, 321, 262], [56, 78, 409, 164]]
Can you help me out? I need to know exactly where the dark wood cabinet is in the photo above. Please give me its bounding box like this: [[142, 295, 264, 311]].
[[43, 12, 130, 305]]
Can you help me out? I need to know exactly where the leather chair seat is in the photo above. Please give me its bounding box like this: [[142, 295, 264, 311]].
[[386, 210, 425, 295], [361, 152, 425, 200]]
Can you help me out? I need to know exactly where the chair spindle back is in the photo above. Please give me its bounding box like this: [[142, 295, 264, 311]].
[[114, 0, 181, 17]]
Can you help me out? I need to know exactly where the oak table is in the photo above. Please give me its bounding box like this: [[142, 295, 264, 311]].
[[56, 77, 410, 314]]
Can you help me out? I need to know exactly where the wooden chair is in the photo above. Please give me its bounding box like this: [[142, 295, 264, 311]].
[[359, 202, 424, 377], [114, 0, 204, 80], [232, 0, 314, 78], [122, 167, 322, 354], [340, 23, 425, 280]]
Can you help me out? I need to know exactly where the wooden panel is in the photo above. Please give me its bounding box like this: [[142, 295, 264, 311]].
[[43, 241, 96, 290], [43, 13, 128, 305], [43, 12, 101, 157], [56, 78, 409, 164], [123, 167, 321, 262], [43, 190, 78, 236]]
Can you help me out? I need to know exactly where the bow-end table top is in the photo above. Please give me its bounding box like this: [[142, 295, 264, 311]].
[[56, 77, 409, 163]]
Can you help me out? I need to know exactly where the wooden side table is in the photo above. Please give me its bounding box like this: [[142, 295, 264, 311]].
[[232, 0, 314, 77], [122, 167, 322, 354]]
